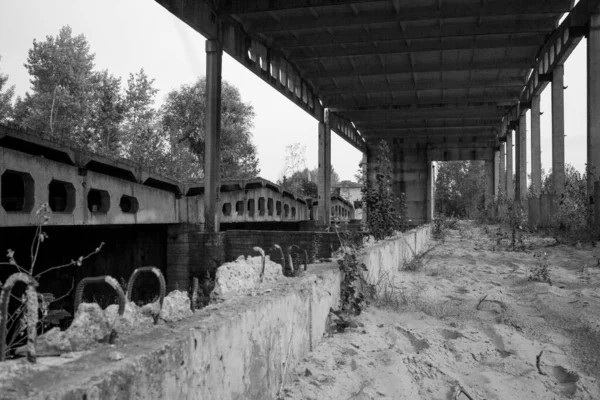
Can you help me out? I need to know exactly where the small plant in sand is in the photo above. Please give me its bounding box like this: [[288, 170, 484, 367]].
[[368, 271, 407, 310], [331, 219, 372, 317], [528, 253, 552, 285], [1, 203, 104, 359], [403, 256, 424, 272], [432, 213, 447, 242]]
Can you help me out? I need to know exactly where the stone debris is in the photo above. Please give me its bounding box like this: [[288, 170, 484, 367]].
[[212, 255, 283, 298], [17, 303, 112, 356], [108, 351, 124, 361], [105, 302, 153, 332], [159, 290, 193, 322]]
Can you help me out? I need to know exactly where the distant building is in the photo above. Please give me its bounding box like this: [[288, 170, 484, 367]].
[[332, 180, 362, 220]]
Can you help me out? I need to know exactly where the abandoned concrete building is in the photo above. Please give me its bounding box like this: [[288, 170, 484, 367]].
[[2, 0, 600, 398]]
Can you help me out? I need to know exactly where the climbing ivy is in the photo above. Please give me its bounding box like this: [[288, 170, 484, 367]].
[[362, 140, 407, 240]]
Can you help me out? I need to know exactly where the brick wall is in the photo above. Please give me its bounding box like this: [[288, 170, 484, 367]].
[[225, 230, 343, 266]]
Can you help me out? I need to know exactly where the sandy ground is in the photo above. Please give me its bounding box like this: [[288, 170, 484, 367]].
[[282, 221, 600, 400]]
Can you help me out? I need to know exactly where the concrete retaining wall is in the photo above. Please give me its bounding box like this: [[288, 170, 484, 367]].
[[0, 225, 431, 400], [361, 225, 431, 284]]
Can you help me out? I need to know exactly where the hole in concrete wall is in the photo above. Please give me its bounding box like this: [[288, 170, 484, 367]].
[[49, 180, 75, 213], [1, 170, 35, 212], [222, 202, 232, 216], [276, 201, 281, 216], [119, 195, 139, 214], [87, 189, 110, 213], [267, 198, 273, 216], [291, 206, 296, 219], [284, 204, 289, 218], [258, 197, 265, 216], [235, 201, 244, 216], [247, 199, 255, 217]]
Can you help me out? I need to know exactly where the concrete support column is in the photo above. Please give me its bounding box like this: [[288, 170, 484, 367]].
[[426, 161, 435, 221], [317, 120, 331, 225], [531, 95, 542, 196], [485, 160, 494, 209], [494, 148, 500, 199], [506, 131, 514, 199], [552, 64, 566, 195], [518, 112, 528, 201], [204, 39, 223, 232], [500, 142, 506, 195], [588, 11, 600, 204]]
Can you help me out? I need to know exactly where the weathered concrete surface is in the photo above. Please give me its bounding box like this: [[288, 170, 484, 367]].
[[361, 225, 431, 285], [212, 255, 284, 298], [0, 226, 431, 400], [0, 265, 341, 400]]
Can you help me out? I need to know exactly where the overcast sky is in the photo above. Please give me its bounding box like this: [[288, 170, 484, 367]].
[[0, 0, 589, 185]]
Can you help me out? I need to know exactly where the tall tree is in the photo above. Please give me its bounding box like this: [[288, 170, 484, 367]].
[[87, 70, 124, 155], [122, 68, 165, 166], [161, 77, 260, 179], [0, 55, 15, 122], [435, 161, 485, 218], [17, 26, 96, 143]]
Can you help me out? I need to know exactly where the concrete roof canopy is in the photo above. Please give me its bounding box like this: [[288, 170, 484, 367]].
[[156, 0, 596, 150]]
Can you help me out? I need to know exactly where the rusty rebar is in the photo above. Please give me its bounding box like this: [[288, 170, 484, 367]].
[[253, 247, 266, 282], [0, 273, 39, 362], [272, 244, 285, 274], [286, 246, 295, 275], [126, 267, 166, 324], [191, 277, 199, 311], [74, 276, 126, 317], [290, 245, 308, 271]]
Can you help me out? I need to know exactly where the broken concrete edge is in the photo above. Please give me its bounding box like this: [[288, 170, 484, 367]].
[[359, 225, 432, 285], [0, 225, 431, 399], [0, 264, 340, 400]]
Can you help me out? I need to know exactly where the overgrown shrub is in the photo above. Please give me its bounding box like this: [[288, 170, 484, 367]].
[[1, 203, 103, 359], [361, 140, 407, 240], [528, 252, 552, 284]]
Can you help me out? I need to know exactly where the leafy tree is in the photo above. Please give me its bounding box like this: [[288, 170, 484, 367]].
[[161, 77, 259, 179], [362, 140, 407, 239], [538, 164, 591, 234], [122, 68, 165, 166], [87, 70, 124, 155], [0, 55, 15, 122], [17, 26, 96, 143], [435, 161, 485, 218]]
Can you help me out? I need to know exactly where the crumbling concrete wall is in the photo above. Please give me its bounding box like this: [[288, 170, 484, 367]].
[[361, 225, 431, 285], [0, 225, 431, 400]]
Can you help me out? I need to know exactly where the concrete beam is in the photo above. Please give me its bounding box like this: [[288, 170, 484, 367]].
[[318, 78, 526, 96], [328, 112, 366, 152], [273, 20, 557, 48], [154, 0, 330, 143], [306, 59, 532, 80], [204, 39, 223, 232], [345, 105, 508, 121], [249, 2, 569, 33], [520, 0, 600, 103], [552, 65, 566, 195], [326, 94, 521, 110], [292, 36, 544, 61], [318, 120, 331, 225]]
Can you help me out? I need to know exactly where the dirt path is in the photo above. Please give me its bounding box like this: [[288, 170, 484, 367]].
[[283, 221, 600, 400]]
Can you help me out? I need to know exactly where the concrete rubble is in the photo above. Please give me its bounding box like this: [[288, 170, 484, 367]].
[[212, 255, 283, 298]]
